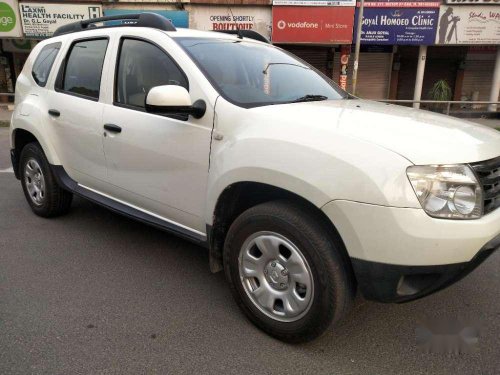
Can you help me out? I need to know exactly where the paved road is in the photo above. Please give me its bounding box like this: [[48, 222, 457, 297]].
[[1, 128, 499, 374]]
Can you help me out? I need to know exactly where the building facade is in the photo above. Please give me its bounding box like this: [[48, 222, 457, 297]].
[[0, 0, 498, 111]]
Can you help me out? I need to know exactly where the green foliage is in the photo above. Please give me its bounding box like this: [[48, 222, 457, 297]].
[[429, 80, 452, 102]]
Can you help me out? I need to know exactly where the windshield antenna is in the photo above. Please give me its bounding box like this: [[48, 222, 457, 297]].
[[227, 4, 243, 39]]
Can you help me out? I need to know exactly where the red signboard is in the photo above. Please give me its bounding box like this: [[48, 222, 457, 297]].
[[272, 6, 355, 44]]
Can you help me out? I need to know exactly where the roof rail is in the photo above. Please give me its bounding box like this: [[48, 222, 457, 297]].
[[217, 30, 270, 44], [53, 12, 176, 37]]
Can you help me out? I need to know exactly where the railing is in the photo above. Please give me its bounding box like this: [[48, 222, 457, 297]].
[[0, 94, 498, 115], [377, 100, 500, 116]]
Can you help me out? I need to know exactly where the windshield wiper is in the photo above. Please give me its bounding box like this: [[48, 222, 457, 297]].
[[262, 62, 309, 74], [291, 94, 329, 103]]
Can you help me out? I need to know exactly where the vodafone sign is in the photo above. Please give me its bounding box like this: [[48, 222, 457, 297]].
[[272, 6, 355, 43]]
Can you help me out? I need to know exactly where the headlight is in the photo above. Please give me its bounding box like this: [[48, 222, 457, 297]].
[[406, 165, 483, 219]]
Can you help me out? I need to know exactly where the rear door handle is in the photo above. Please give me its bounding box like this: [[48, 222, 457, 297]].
[[103, 124, 122, 133], [48, 109, 60, 117]]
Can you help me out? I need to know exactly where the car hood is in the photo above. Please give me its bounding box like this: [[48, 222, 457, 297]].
[[252, 99, 500, 165]]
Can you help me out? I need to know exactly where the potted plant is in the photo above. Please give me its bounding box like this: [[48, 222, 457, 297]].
[[428, 79, 452, 113]]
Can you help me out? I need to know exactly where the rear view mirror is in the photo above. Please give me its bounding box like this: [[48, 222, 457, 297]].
[[145, 85, 206, 119]]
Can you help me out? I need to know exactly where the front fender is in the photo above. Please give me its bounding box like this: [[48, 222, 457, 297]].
[[206, 98, 420, 225]]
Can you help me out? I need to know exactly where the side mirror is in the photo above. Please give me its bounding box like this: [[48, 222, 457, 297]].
[[145, 85, 206, 119]]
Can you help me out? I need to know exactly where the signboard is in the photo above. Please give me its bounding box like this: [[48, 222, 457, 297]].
[[445, 0, 499, 4], [339, 45, 350, 90], [273, 0, 355, 6], [354, 7, 438, 45], [19, 3, 102, 38], [357, 1, 440, 7], [436, 5, 500, 44], [103, 9, 188, 28], [0, 0, 23, 37], [189, 5, 271, 40], [272, 6, 355, 43]]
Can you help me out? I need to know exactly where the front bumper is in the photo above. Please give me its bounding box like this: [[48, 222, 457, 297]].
[[322, 201, 500, 302], [351, 235, 498, 303]]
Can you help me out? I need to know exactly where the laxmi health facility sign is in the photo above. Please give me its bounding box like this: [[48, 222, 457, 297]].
[[19, 3, 102, 38]]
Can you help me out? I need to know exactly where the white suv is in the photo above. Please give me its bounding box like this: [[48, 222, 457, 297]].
[[9, 13, 500, 342]]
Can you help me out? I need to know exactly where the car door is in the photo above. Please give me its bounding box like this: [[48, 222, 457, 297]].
[[101, 35, 214, 233], [46, 37, 110, 189]]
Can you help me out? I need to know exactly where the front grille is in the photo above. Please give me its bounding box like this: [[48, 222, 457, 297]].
[[470, 156, 500, 215]]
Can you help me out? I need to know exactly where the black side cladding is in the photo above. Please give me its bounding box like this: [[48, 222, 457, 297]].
[[50, 165, 208, 247]]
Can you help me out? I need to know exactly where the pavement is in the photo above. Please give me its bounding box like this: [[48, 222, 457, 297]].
[[0, 106, 13, 122], [0, 122, 499, 374]]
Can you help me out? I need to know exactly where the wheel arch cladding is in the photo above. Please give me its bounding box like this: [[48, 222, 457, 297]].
[[208, 181, 356, 285], [12, 128, 39, 179]]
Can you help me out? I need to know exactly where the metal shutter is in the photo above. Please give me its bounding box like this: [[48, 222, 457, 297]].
[[462, 60, 495, 101], [333, 52, 392, 99], [280, 46, 330, 76]]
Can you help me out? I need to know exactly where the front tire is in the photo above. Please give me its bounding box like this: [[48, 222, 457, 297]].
[[19, 142, 73, 217], [223, 200, 354, 343]]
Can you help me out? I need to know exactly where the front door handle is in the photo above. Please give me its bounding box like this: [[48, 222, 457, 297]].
[[103, 124, 122, 133], [48, 109, 60, 117]]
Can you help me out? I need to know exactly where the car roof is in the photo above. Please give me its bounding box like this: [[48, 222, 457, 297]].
[[164, 28, 270, 45], [166, 28, 238, 39]]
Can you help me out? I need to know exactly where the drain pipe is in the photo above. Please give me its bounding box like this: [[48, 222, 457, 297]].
[[352, 0, 364, 96]]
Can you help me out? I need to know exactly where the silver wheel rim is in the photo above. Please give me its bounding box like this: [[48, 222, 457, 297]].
[[238, 231, 314, 322], [24, 158, 46, 206]]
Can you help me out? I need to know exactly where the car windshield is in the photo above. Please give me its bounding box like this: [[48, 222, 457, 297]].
[[175, 37, 347, 108]]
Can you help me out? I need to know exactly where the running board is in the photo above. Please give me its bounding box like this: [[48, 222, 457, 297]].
[[50, 165, 208, 247]]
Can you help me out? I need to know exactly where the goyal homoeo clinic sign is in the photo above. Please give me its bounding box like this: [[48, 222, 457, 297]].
[[19, 3, 102, 38], [354, 7, 439, 44], [0, 0, 23, 37]]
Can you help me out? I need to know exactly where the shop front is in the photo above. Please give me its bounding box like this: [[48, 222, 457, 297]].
[[0, 0, 24, 101], [271, 1, 355, 77], [0, 1, 104, 102], [435, 3, 500, 108], [352, 1, 440, 100]]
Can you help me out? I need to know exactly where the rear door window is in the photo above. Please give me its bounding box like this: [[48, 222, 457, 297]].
[[57, 38, 108, 100], [32, 42, 61, 87]]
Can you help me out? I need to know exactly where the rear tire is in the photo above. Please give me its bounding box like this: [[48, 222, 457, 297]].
[[223, 200, 354, 343], [19, 142, 73, 217]]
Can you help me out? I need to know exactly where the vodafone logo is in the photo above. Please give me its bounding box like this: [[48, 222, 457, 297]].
[[276, 20, 319, 30]]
